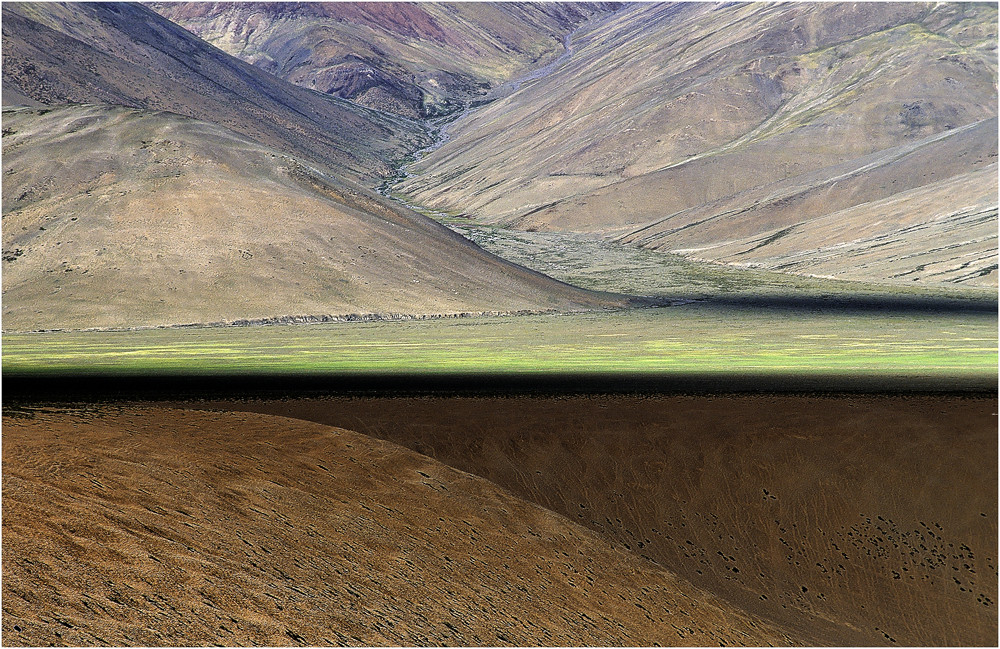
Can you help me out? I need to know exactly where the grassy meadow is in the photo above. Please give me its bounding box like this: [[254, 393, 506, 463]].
[[4, 302, 996, 380]]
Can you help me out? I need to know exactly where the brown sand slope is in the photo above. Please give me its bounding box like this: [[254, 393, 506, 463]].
[[1, 105, 625, 332], [151, 2, 614, 118], [2, 406, 803, 646], [225, 395, 999, 646], [397, 2, 997, 285], [1, 2, 428, 183]]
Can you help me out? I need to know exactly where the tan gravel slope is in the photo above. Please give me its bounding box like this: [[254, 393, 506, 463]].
[[397, 2, 998, 286], [616, 119, 999, 285], [1, 105, 624, 332], [2, 406, 806, 647]]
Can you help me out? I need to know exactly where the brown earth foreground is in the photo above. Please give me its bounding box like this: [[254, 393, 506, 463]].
[[4, 396, 996, 646], [205, 394, 999, 646], [3, 406, 802, 646]]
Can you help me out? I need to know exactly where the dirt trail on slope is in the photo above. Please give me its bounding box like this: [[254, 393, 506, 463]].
[[209, 394, 998, 646]]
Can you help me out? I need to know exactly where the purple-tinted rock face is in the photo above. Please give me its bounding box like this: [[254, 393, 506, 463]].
[[148, 2, 618, 117], [302, 60, 423, 118]]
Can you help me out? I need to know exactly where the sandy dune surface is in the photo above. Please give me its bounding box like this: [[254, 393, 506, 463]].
[[3, 406, 803, 646], [218, 394, 999, 646]]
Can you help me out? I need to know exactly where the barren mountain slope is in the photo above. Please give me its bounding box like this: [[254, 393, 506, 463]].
[[397, 2, 998, 285], [616, 118, 998, 285], [226, 395, 999, 647], [2, 406, 805, 646], [2, 2, 429, 183], [150, 2, 616, 118], [1, 105, 624, 332]]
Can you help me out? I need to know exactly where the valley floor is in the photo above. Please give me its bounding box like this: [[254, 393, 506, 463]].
[[419, 207, 998, 303]]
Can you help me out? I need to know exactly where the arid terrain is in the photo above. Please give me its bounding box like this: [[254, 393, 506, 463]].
[[1, 2, 429, 184], [1, 2, 638, 332], [1, 104, 625, 331], [150, 2, 615, 118], [2, 2, 996, 647], [3, 2, 997, 330], [3, 396, 996, 646], [195, 394, 998, 646], [396, 2, 998, 285], [3, 405, 805, 646]]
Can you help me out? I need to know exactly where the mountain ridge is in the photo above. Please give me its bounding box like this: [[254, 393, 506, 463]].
[[2, 1, 430, 184], [150, 2, 619, 118]]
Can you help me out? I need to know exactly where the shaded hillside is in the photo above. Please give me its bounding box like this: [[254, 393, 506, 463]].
[[397, 2, 998, 285], [1, 105, 625, 332], [2, 406, 804, 646], [150, 2, 616, 118], [223, 395, 999, 647], [1, 2, 430, 183]]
